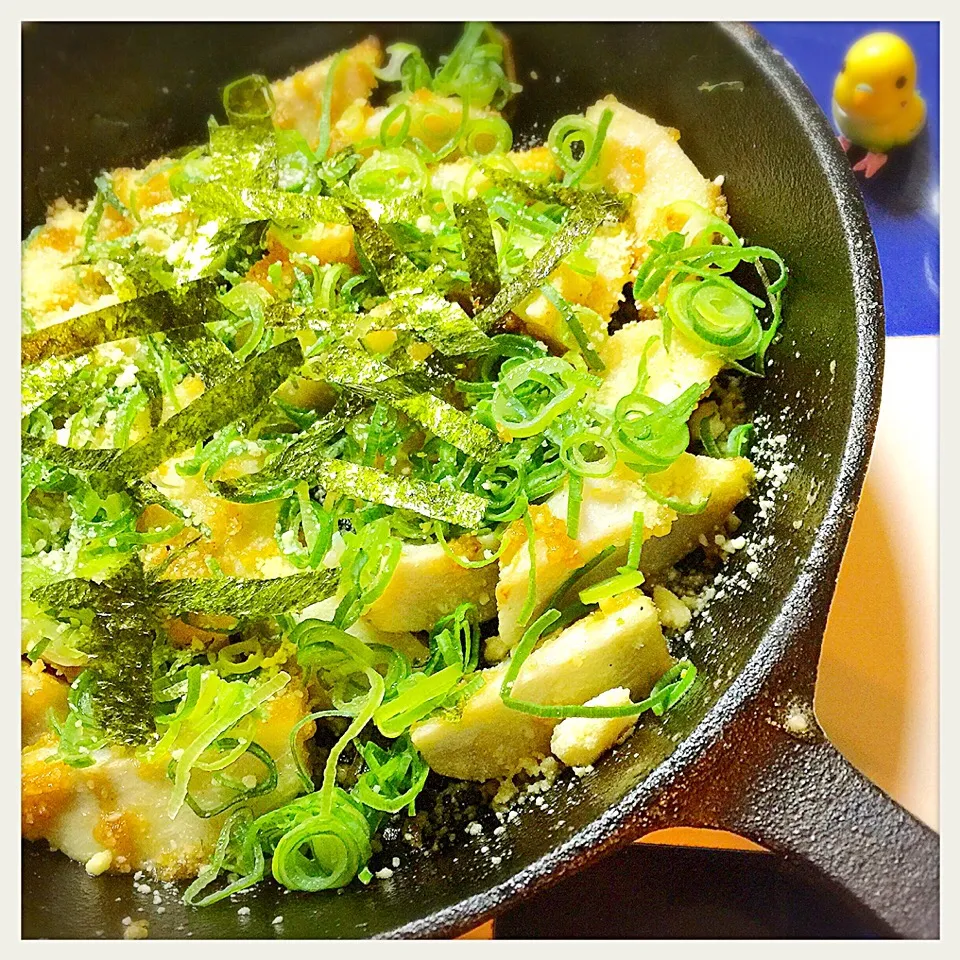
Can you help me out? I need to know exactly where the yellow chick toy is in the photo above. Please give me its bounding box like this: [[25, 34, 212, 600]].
[[833, 32, 926, 177]]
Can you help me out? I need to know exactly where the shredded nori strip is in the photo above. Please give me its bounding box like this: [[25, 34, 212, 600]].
[[165, 325, 238, 387], [339, 196, 424, 293], [21, 435, 120, 474], [222, 420, 489, 521], [306, 341, 412, 390], [21, 279, 228, 366], [217, 405, 359, 502], [106, 338, 303, 486], [473, 188, 629, 330], [454, 197, 501, 309], [379, 291, 492, 357], [390, 392, 501, 462], [29, 561, 157, 743], [310, 458, 489, 527], [484, 168, 605, 211], [206, 124, 280, 190], [34, 565, 339, 621], [188, 182, 349, 228], [21, 353, 93, 419], [84, 620, 157, 744], [306, 343, 501, 461], [150, 568, 339, 617]]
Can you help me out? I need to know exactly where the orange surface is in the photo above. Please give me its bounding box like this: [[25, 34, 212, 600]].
[[637, 827, 765, 851], [814, 337, 938, 829]]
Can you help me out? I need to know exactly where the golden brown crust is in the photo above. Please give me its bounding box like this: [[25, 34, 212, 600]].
[[22, 746, 74, 840], [271, 37, 382, 148]]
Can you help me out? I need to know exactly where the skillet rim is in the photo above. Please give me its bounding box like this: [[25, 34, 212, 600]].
[[379, 19, 885, 940]]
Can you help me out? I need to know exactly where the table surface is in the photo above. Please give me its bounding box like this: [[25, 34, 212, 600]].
[[468, 21, 940, 938], [755, 19, 939, 830]]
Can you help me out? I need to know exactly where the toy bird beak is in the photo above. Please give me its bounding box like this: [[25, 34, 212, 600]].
[[852, 83, 873, 109]]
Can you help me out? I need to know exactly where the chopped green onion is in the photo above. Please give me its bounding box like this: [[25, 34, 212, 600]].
[[642, 480, 710, 515], [541, 544, 617, 615], [540, 283, 605, 370], [613, 382, 705, 475], [565, 472, 583, 539], [698, 414, 723, 459], [463, 116, 513, 157], [332, 518, 403, 629], [223, 75, 275, 127], [578, 568, 645, 604], [167, 671, 290, 818], [434, 524, 506, 569], [516, 504, 538, 629], [352, 737, 429, 813], [625, 511, 644, 571], [560, 430, 616, 478], [182, 808, 265, 906], [379, 103, 413, 148], [547, 108, 613, 188], [350, 147, 429, 200], [665, 279, 762, 360], [176, 739, 279, 818], [374, 663, 462, 738], [492, 356, 597, 439], [316, 52, 346, 160], [725, 422, 754, 457]]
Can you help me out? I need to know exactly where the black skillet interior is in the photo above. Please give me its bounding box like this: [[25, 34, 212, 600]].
[[22, 22, 877, 939]]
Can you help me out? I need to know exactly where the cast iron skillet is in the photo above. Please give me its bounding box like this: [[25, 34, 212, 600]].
[[21, 21, 939, 940]]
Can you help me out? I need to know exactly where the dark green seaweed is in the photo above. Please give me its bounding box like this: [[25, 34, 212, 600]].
[[473, 188, 629, 330], [106, 338, 303, 486], [22, 279, 228, 366], [454, 197, 501, 308]]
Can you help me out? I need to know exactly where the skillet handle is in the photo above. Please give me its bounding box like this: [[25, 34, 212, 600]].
[[668, 702, 940, 938]]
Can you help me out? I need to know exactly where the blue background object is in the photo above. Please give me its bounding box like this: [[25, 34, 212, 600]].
[[755, 22, 939, 337]]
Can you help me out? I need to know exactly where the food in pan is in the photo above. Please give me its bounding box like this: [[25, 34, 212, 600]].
[[21, 23, 787, 902]]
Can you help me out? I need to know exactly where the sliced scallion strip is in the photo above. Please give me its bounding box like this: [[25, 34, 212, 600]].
[[316, 51, 346, 160], [625, 511, 645, 571], [500, 622, 697, 719], [223, 74, 275, 127], [665, 279, 763, 360], [565, 471, 583, 539], [642, 480, 711, 515], [547, 107, 613, 188], [578, 568, 645, 604], [540, 283, 605, 370]]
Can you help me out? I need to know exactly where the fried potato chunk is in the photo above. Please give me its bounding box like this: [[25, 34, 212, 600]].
[[412, 590, 672, 781], [21, 683, 313, 880], [271, 37, 382, 149]]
